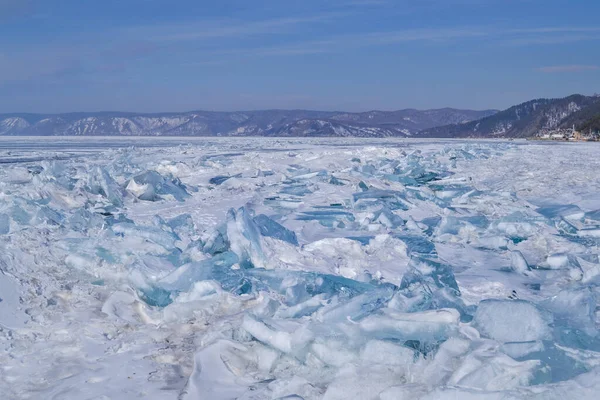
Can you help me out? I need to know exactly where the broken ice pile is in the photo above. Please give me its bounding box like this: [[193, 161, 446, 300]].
[[3, 142, 600, 399]]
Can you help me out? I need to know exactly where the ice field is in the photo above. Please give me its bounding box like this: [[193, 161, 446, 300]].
[[2, 137, 600, 399]]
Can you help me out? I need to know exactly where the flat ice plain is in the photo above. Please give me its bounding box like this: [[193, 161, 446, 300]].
[[1, 137, 600, 399]]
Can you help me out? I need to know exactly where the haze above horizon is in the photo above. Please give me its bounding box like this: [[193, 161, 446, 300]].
[[1, 0, 599, 113]]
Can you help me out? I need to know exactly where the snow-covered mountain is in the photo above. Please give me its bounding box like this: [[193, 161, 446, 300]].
[[0, 108, 497, 137], [420, 94, 600, 138]]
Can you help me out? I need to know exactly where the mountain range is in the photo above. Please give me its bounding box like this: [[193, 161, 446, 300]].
[[2, 94, 599, 138], [421, 94, 600, 138], [0, 109, 497, 137]]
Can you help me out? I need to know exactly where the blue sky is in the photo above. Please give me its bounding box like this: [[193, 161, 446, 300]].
[[1, 0, 599, 113]]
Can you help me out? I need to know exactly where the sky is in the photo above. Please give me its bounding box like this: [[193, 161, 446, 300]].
[[1, 0, 599, 113]]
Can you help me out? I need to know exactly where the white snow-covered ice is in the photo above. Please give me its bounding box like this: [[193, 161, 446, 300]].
[[1, 137, 600, 399]]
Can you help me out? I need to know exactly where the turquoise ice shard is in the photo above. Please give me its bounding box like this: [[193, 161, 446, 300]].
[[111, 222, 179, 249], [400, 256, 460, 296], [544, 288, 597, 336], [209, 175, 232, 185], [157, 251, 240, 293], [167, 213, 195, 237], [358, 308, 460, 343], [227, 206, 267, 269], [203, 224, 230, 255], [34, 206, 64, 226], [68, 208, 104, 232], [253, 214, 298, 245], [353, 189, 410, 211], [127, 170, 189, 202], [510, 250, 531, 274], [0, 213, 9, 234], [87, 166, 124, 206], [536, 204, 583, 220]]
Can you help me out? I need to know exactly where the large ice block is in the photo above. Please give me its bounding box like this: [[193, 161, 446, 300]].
[[253, 214, 299, 245], [472, 300, 552, 342], [87, 166, 125, 206], [127, 170, 189, 202]]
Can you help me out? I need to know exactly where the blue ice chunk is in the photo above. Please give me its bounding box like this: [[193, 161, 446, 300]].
[[203, 225, 230, 255], [100, 211, 134, 226], [68, 208, 104, 232], [510, 250, 531, 274], [436, 216, 463, 235], [552, 325, 600, 352], [167, 213, 195, 236], [373, 207, 405, 229], [491, 212, 544, 243], [414, 171, 441, 185], [244, 269, 392, 310], [42, 161, 77, 190], [253, 214, 298, 245], [536, 204, 582, 220], [555, 218, 579, 235], [360, 164, 377, 176], [96, 247, 118, 264], [437, 216, 489, 236], [10, 205, 31, 225], [319, 284, 397, 323], [353, 189, 403, 202], [358, 181, 369, 192], [353, 189, 410, 211], [545, 288, 598, 337], [263, 196, 304, 211], [428, 184, 471, 200], [287, 164, 311, 175], [462, 215, 490, 229], [209, 175, 232, 185], [152, 215, 168, 228], [420, 216, 442, 236], [280, 184, 312, 196], [27, 165, 43, 175], [296, 210, 355, 228], [0, 214, 9, 234], [329, 176, 345, 186], [309, 273, 383, 299], [393, 235, 437, 256], [257, 170, 274, 177], [139, 287, 174, 308], [518, 342, 590, 384], [112, 222, 179, 249], [389, 167, 441, 186], [227, 206, 266, 269], [157, 251, 241, 293], [34, 206, 64, 226], [400, 256, 460, 297], [584, 209, 600, 222], [384, 174, 419, 186], [130, 171, 189, 202], [88, 166, 125, 206], [165, 248, 185, 267]]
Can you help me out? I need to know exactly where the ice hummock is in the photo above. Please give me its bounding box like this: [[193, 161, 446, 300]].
[[127, 170, 190, 201], [2, 138, 600, 399]]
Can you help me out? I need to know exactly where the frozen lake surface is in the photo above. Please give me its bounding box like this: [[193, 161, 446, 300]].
[[1, 137, 600, 399]]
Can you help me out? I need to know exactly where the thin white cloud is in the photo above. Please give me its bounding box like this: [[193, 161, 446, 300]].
[[537, 65, 599, 73], [508, 27, 600, 34], [224, 25, 600, 57], [505, 34, 599, 46], [128, 12, 350, 42], [208, 27, 491, 57]]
